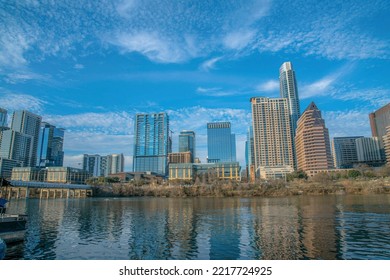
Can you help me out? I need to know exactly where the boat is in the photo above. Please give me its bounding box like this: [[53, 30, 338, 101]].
[[0, 178, 28, 244]]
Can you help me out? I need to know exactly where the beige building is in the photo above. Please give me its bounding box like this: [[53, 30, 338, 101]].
[[384, 126, 390, 165], [250, 97, 294, 178], [169, 162, 241, 181], [369, 103, 390, 160], [295, 102, 333, 172], [168, 152, 192, 164]]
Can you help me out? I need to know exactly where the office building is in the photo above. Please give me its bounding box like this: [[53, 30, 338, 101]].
[[133, 113, 170, 176], [369, 103, 390, 159], [295, 102, 333, 172], [207, 122, 236, 163], [37, 122, 65, 167], [10, 110, 42, 167], [355, 137, 382, 163], [179, 130, 195, 162], [331, 136, 363, 168], [250, 97, 294, 178], [279, 62, 301, 146]]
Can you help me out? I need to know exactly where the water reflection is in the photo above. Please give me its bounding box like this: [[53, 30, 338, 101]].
[[5, 195, 390, 260]]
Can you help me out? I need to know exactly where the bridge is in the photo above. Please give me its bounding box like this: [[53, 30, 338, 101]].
[[0, 180, 93, 199]]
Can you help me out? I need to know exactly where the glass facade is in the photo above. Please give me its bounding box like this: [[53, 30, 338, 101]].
[[133, 113, 170, 176], [178, 130, 195, 162], [0, 108, 7, 128], [207, 122, 236, 163], [37, 122, 65, 167]]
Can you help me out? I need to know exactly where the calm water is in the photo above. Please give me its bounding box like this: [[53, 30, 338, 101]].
[[4, 195, 390, 260]]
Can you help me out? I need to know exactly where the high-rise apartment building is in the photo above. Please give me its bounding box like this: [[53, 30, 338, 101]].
[[83, 153, 125, 177], [10, 110, 42, 167], [133, 113, 170, 176], [107, 153, 125, 174], [355, 137, 382, 163], [0, 130, 33, 167], [295, 102, 333, 172], [279, 62, 301, 140], [369, 103, 390, 160], [383, 126, 390, 165], [37, 122, 65, 167], [179, 130, 195, 162], [331, 136, 363, 169], [207, 122, 236, 163], [83, 154, 107, 177], [250, 97, 294, 178]]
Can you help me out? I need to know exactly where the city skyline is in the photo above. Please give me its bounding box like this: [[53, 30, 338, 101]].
[[1, 0, 389, 170]]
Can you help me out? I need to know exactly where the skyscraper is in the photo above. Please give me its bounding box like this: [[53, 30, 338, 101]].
[[383, 126, 390, 165], [133, 113, 170, 176], [10, 110, 42, 167], [279, 62, 301, 139], [0, 108, 7, 128], [295, 102, 333, 172], [179, 130, 195, 162], [331, 136, 363, 169], [207, 122, 236, 163], [369, 103, 390, 160], [37, 122, 65, 167], [250, 97, 294, 178]]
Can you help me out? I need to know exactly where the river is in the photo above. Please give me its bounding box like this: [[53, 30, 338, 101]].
[[4, 194, 390, 260]]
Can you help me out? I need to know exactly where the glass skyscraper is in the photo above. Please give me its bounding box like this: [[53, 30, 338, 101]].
[[0, 108, 7, 128], [179, 130, 195, 162], [207, 122, 236, 163], [37, 122, 65, 167], [133, 113, 170, 176]]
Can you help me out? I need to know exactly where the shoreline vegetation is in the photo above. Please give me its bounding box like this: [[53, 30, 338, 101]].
[[90, 166, 390, 198]]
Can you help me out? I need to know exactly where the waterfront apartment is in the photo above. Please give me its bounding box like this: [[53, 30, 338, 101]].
[[250, 97, 294, 179]]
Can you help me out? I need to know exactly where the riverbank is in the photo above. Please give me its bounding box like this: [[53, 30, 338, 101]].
[[91, 177, 390, 197]]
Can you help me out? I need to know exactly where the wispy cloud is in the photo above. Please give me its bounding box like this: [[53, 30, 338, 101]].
[[300, 63, 355, 99], [323, 109, 372, 138], [255, 80, 279, 93], [200, 57, 222, 72], [74, 64, 84, 70], [3, 72, 51, 84], [0, 92, 47, 114]]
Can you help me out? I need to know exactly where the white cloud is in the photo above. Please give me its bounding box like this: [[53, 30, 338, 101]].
[[0, 93, 47, 114], [300, 64, 354, 99], [256, 80, 279, 92], [323, 109, 372, 138], [111, 32, 191, 63], [74, 64, 84, 69], [200, 57, 222, 72], [43, 111, 134, 134], [3, 72, 51, 84], [335, 88, 390, 108], [223, 30, 256, 50], [196, 87, 236, 97]]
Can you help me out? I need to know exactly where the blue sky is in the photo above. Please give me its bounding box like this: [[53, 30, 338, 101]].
[[0, 0, 389, 170]]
